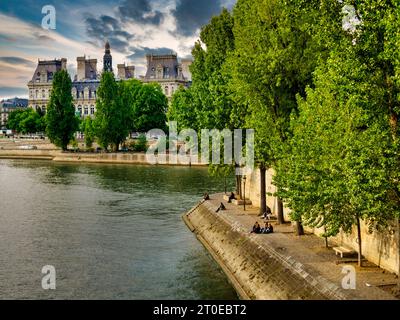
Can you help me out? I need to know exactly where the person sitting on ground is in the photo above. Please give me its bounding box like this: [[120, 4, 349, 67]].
[[251, 222, 261, 234], [261, 222, 269, 234], [228, 192, 236, 203], [203, 193, 210, 201], [267, 223, 274, 234], [262, 206, 273, 220], [216, 202, 226, 213]]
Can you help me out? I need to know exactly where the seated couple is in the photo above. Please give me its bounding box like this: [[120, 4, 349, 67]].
[[251, 221, 274, 234]]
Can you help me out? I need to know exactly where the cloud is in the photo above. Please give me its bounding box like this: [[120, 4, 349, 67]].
[[85, 15, 134, 53], [127, 46, 176, 61], [0, 57, 35, 68], [172, 0, 223, 37], [0, 87, 28, 99], [118, 0, 164, 25]]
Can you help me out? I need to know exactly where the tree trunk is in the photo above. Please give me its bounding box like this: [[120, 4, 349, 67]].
[[296, 221, 305, 236], [397, 219, 400, 290], [356, 216, 363, 268], [236, 175, 241, 199], [324, 227, 329, 248], [224, 176, 227, 195], [259, 165, 267, 216], [277, 196, 285, 225]]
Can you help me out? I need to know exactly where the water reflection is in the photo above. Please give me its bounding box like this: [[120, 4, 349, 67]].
[[0, 159, 237, 300]]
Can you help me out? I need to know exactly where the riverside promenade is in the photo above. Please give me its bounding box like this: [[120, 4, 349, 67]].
[[183, 193, 399, 300]]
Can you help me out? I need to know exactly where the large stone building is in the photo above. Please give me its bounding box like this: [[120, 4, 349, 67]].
[[142, 53, 192, 98], [0, 98, 28, 129], [27, 43, 192, 117], [27, 42, 135, 118], [27, 58, 67, 113]]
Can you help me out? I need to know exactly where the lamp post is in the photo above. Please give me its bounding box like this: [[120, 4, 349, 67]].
[[243, 175, 247, 211]]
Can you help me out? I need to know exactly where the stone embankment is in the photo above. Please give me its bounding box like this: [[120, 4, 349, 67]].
[[183, 194, 398, 300]]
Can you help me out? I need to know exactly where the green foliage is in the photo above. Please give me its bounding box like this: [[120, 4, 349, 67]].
[[129, 134, 148, 152], [273, 1, 400, 258], [170, 8, 243, 132], [46, 70, 79, 150], [231, 0, 343, 168], [131, 82, 168, 132], [94, 72, 133, 151], [168, 86, 197, 131], [7, 108, 46, 134], [81, 117, 96, 148]]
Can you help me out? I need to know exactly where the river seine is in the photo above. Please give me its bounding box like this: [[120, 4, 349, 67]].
[[0, 159, 237, 300]]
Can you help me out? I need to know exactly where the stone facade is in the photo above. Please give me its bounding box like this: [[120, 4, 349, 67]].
[[142, 53, 192, 98], [27, 58, 67, 113], [27, 42, 135, 118], [27, 45, 191, 116], [0, 98, 28, 129]]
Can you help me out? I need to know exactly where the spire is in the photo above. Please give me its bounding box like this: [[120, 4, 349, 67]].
[[103, 40, 113, 73], [105, 40, 111, 54]]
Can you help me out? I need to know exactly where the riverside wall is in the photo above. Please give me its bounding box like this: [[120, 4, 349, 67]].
[[183, 200, 350, 300], [244, 168, 399, 275], [0, 149, 206, 167]]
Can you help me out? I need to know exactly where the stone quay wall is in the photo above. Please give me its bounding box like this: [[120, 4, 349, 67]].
[[183, 200, 349, 300]]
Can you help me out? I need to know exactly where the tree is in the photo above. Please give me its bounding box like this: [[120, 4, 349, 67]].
[[46, 70, 79, 150], [81, 116, 95, 148], [131, 82, 168, 133], [231, 0, 342, 226], [275, 1, 400, 266], [209, 164, 234, 195], [168, 86, 197, 131], [7, 109, 45, 134], [94, 72, 133, 151]]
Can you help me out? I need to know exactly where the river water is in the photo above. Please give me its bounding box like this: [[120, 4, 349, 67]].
[[0, 159, 237, 300]]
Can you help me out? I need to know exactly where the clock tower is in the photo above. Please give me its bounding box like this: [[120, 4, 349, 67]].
[[103, 41, 113, 73]]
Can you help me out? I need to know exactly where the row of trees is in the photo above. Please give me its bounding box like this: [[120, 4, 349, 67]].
[[15, 70, 168, 151], [7, 108, 46, 134], [169, 0, 400, 269]]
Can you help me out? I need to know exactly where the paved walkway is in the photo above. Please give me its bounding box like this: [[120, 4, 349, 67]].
[[208, 194, 399, 300]]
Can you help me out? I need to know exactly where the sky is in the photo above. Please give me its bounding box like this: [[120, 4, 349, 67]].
[[0, 0, 236, 100]]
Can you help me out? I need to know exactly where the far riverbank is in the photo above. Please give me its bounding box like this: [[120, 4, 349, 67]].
[[0, 139, 206, 166]]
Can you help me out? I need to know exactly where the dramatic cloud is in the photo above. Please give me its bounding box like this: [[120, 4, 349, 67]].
[[85, 15, 134, 53], [0, 87, 27, 99], [0, 57, 35, 68], [172, 0, 223, 37], [118, 0, 164, 25], [127, 46, 176, 61]]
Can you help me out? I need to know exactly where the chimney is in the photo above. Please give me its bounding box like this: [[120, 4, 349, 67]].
[[117, 64, 126, 79], [77, 57, 86, 81], [61, 58, 67, 70]]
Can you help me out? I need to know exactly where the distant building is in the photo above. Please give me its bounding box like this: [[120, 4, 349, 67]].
[[142, 53, 192, 98], [26, 44, 191, 118], [27, 58, 67, 113], [27, 42, 135, 118], [0, 98, 28, 129]]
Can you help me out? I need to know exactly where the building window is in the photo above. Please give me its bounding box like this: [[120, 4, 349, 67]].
[[84, 106, 88, 115], [78, 106, 82, 115], [35, 90, 39, 98], [165, 86, 169, 96], [42, 90, 46, 98], [90, 106, 95, 115]]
